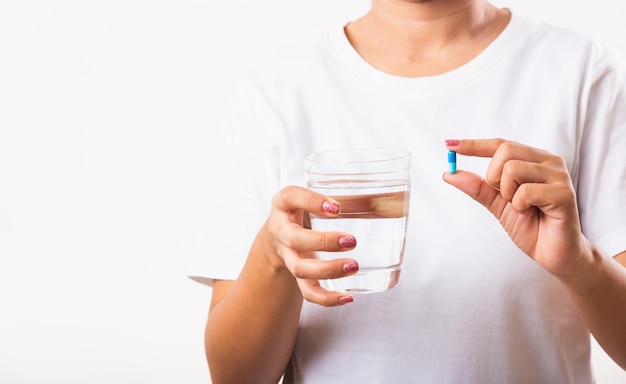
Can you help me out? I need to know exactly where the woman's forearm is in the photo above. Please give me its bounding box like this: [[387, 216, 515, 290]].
[[203, 186, 361, 383], [560, 247, 626, 369], [205, 229, 304, 384]]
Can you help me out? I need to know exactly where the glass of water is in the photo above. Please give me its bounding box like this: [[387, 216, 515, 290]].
[[305, 148, 411, 293]]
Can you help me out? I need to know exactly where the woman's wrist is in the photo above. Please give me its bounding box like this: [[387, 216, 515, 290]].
[[555, 239, 605, 291]]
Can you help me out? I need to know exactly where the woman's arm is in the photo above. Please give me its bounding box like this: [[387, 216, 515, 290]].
[[443, 138, 626, 369], [558, 248, 626, 369], [205, 253, 303, 384], [204, 186, 359, 384]]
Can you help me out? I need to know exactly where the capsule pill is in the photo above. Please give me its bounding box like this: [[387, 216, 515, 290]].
[[448, 150, 457, 174]]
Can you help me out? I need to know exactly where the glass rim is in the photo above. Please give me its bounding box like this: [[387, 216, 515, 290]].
[[305, 148, 412, 165]]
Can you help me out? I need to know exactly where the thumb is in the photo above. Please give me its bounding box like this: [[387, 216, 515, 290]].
[[442, 170, 505, 217]]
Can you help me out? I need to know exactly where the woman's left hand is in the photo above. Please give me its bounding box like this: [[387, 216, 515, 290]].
[[443, 138, 590, 278]]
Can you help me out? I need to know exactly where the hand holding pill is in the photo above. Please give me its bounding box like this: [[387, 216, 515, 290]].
[[442, 138, 590, 279]]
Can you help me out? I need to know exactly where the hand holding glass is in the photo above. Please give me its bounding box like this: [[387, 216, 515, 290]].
[[305, 149, 411, 293]]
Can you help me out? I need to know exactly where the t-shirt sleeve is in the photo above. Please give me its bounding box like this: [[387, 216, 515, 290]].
[[187, 73, 283, 285], [576, 46, 626, 258]]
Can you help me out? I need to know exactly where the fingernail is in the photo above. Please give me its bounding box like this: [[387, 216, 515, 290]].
[[339, 236, 357, 248], [445, 139, 461, 146], [343, 260, 359, 272], [322, 201, 340, 214], [339, 296, 354, 305]]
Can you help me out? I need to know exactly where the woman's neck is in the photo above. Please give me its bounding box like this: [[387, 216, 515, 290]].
[[344, 0, 510, 77]]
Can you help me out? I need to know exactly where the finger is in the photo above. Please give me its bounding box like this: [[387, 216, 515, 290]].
[[499, 160, 551, 203], [486, 142, 554, 190], [273, 185, 341, 217], [445, 138, 552, 159], [445, 138, 506, 158], [297, 279, 354, 307], [442, 170, 508, 218], [269, 219, 357, 252], [446, 139, 555, 190], [282, 248, 359, 280], [510, 182, 577, 218]]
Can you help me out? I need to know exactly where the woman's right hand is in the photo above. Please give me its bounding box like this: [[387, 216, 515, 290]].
[[206, 185, 359, 383], [261, 185, 359, 306]]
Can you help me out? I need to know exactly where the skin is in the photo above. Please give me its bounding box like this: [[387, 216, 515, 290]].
[[205, 1, 626, 382], [443, 139, 626, 369], [344, 0, 511, 77]]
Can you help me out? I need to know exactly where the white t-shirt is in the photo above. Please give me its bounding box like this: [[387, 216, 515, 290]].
[[189, 10, 626, 383]]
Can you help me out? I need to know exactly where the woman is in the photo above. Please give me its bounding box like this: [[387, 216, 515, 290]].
[[189, 1, 626, 382]]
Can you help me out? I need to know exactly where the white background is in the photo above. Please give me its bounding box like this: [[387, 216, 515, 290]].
[[0, 1, 624, 383]]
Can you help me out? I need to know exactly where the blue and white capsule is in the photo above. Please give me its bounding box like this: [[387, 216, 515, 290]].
[[448, 150, 457, 174]]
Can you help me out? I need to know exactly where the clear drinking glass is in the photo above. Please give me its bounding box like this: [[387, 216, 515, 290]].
[[305, 148, 411, 293]]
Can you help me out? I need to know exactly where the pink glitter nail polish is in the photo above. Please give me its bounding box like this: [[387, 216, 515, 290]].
[[339, 236, 357, 248], [322, 201, 340, 214], [339, 296, 354, 305]]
